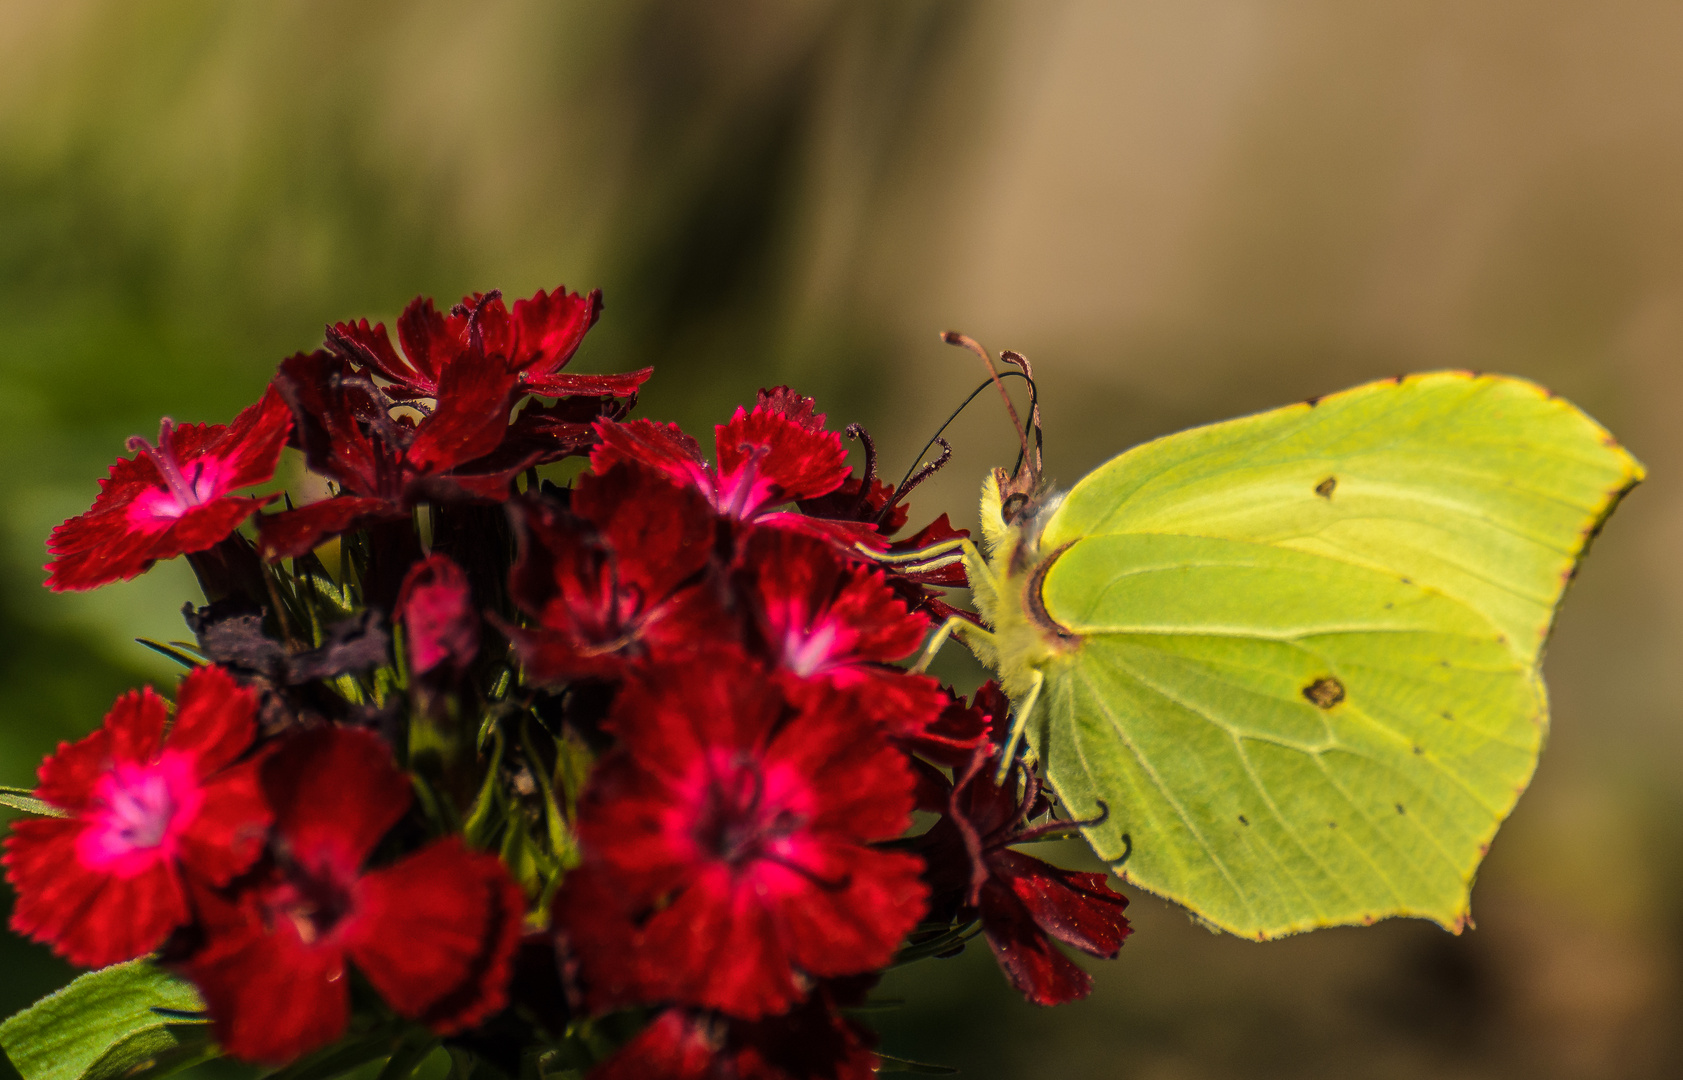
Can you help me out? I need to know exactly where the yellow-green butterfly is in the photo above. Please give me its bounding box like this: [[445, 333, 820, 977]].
[[904, 339, 1642, 940]]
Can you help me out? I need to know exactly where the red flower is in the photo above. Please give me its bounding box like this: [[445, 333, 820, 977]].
[[257, 347, 525, 559], [3, 666, 269, 967], [46, 387, 292, 591], [590, 390, 875, 548], [555, 654, 926, 1019], [923, 685, 1132, 1006], [177, 727, 524, 1064], [328, 286, 647, 400], [504, 464, 727, 684], [736, 529, 943, 740], [593, 994, 877, 1080]]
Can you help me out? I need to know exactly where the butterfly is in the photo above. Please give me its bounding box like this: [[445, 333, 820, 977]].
[[901, 338, 1643, 939]]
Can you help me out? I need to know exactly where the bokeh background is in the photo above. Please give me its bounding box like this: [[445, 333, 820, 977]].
[[1, 2, 1680, 1077]]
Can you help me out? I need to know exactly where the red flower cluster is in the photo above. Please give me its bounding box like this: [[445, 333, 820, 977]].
[[10, 283, 1130, 1077]]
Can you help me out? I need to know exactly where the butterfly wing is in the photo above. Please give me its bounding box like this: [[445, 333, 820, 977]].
[[1022, 372, 1640, 937]]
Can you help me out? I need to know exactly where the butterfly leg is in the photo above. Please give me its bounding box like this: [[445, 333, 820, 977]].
[[995, 668, 1043, 784], [911, 614, 993, 674], [853, 536, 978, 577]]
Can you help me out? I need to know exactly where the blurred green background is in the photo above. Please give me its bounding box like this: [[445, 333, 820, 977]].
[[2, 2, 1680, 1077]]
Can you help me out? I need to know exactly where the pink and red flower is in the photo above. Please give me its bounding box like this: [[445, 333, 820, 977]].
[[504, 463, 727, 684], [3, 665, 270, 967], [178, 726, 524, 1064], [591, 389, 878, 549], [556, 653, 927, 1019], [46, 388, 292, 591], [736, 528, 943, 740]]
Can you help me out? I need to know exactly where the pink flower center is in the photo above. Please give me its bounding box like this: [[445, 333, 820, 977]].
[[781, 619, 842, 678], [126, 420, 227, 521], [76, 751, 204, 878], [713, 445, 778, 520]]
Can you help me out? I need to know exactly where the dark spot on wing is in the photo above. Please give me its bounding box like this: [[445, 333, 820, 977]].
[[1238, 814, 1249, 826], [1328, 820, 1338, 829], [1305, 395, 1322, 408], [1400, 576, 1412, 585], [1302, 676, 1345, 709], [1441, 710, 1453, 721], [1315, 476, 1337, 499], [1412, 745, 1424, 755], [1396, 803, 1406, 815]]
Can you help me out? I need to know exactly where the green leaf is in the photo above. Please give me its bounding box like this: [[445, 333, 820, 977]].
[[262, 1032, 398, 1080], [969, 372, 1643, 939], [0, 961, 211, 1080], [133, 639, 206, 670], [0, 787, 65, 819]]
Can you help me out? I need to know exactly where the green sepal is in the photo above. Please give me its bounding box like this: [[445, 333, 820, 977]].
[[874, 1052, 958, 1074], [0, 961, 211, 1080], [133, 639, 206, 671]]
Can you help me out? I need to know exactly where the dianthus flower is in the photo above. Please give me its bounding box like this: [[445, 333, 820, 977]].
[[326, 285, 646, 400], [504, 463, 727, 683], [3, 666, 269, 967], [178, 727, 524, 1064], [555, 653, 927, 1019], [590, 388, 879, 548], [922, 685, 1132, 1006], [735, 528, 943, 739], [256, 346, 525, 559], [45, 388, 292, 591], [594, 991, 878, 1080]]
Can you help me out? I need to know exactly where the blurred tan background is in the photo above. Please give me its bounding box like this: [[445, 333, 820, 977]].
[[1, 2, 1680, 1077]]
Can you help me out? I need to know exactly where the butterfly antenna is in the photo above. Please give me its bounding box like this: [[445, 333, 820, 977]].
[[888, 369, 1035, 509], [942, 332, 1032, 471], [999, 349, 1043, 478]]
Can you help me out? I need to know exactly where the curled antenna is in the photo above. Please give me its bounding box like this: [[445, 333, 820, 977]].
[[890, 369, 1037, 500], [942, 332, 1032, 470]]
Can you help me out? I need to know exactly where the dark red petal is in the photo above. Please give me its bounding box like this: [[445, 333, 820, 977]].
[[347, 837, 524, 1033], [770, 689, 917, 842], [898, 686, 992, 767], [180, 885, 349, 1065], [509, 286, 602, 376], [262, 727, 411, 874], [45, 494, 269, 593], [256, 495, 397, 560], [397, 554, 479, 675], [3, 817, 186, 967], [729, 994, 880, 1080], [977, 875, 1093, 1007], [991, 849, 1131, 958], [396, 296, 462, 394], [273, 350, 383, 494], [753, 387, 828, 433], [589, 419, 709, 491], [404, 355, 521, 476], [591, 1010, 720, 1080], [165, 665, 260, 776], [499, 395, 626, 468], [552, 866, 674, 1013], [327, 318, 429, 396], [714, 406, 849, 510], [523, 368, 652, 398]]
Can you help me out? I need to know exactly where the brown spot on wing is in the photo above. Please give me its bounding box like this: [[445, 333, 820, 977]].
[[1302, 676, 1345, 709], [1314, 476, 1337, 498]]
